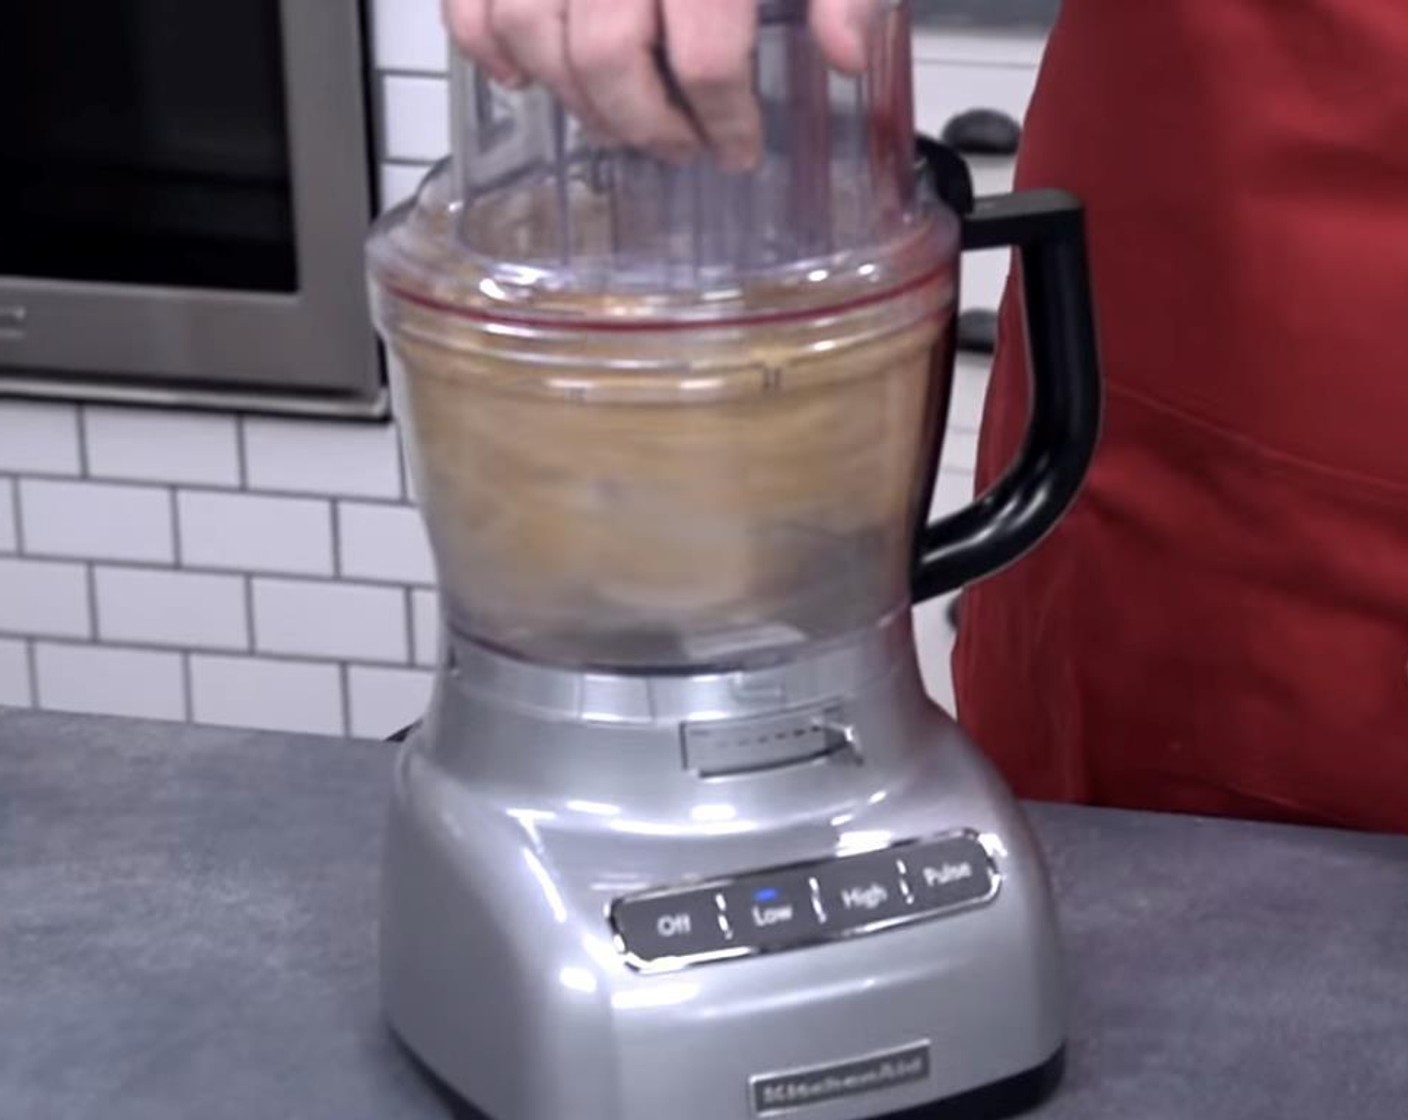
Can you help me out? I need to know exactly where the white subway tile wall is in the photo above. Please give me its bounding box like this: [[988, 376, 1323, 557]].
[[931, 471, 977, 522], [0, 558, 92, 638], [338, 502, 435, 585], [0, 637, 31, 707], [380, 75, 452, 162], [387, 354, 422, 503], [35, 643, 186, 722], [20, 479, 175, 564], [0, 401, 82, 475], [191, 655, 346, 736], [178, 491, 335, 577], [244, 417, 404, 499], [252, 579, 410, 664], [84, 407, 241, 488], [0, 479, 15, 552], [411, 588, 441, 668], [941, 430, 981, 475], [380, 163, 431, 213], [95, 567, 248, 652], [348, 665, 436, 739], [914, 597, 959, 716], [950, 354, 992, 434], [371, 0, 443, 71], [0, 7, 1036, 735]]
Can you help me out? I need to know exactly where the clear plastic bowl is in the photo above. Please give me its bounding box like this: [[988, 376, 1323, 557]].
[[367, 1, 962, 669]]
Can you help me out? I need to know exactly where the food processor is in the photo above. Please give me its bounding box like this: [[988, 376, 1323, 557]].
[[366, 3, 1101, 1118]]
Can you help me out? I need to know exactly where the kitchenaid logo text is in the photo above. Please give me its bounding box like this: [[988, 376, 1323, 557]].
[[751, 1043, 931, 1115]]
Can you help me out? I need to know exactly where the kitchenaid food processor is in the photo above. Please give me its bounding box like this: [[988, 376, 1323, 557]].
[[366, 3, 1101, 1118]]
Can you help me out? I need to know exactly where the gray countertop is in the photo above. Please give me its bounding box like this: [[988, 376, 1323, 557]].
[[3, 706, 1407, 1119]]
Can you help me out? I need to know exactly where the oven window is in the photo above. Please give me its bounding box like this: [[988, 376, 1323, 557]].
[[0, 1, 298, 293]]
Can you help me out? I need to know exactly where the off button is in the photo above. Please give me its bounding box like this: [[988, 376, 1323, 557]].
[[613, 890, 730, 963]]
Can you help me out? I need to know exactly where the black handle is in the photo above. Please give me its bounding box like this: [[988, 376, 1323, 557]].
[[940, 108, 1023, 157], [912, 180, 1103, 602]]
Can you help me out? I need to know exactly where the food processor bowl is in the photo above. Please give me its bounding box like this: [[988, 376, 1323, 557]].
[[368, 0, 960, 670]]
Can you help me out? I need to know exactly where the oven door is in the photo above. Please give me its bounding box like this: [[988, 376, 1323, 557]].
[[0, 0, 382, 416]]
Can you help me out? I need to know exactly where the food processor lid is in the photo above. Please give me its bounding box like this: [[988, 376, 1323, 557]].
[[369, 0, 957, 321]]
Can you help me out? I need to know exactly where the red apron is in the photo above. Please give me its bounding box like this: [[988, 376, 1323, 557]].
[[952, 0, 1408, 832]]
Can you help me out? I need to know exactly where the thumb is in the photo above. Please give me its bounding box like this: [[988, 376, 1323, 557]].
[[810, 0, 888, 74]]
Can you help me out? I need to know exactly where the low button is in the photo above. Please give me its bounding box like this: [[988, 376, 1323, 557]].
[[614, 890, 729, 964], [905, 837, 997, 912], [723, 873, 821, 949], [815, 854, 911, 929]]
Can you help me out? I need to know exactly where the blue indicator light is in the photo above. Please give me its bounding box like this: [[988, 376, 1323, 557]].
[[754, 887, 779, 903]]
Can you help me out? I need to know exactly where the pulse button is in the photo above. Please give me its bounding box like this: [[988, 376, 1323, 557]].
[[613, 890, 729, 964], [814, 852, 911, 929], [722, 872, 821, 948], [906, 836, 996, 911]]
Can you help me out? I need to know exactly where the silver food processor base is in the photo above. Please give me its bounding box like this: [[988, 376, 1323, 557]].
[[380, 615, 1066, 1120]]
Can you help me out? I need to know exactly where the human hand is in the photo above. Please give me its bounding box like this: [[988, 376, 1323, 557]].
[[442, 0, 887, 170]]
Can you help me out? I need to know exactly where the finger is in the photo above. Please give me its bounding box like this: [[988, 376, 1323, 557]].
[[661, 0, 763, 171], [568, 0, 702, 163], [489, 0, 613, 136], [442, 0, 526, 86], [810, 0, 886, 74]]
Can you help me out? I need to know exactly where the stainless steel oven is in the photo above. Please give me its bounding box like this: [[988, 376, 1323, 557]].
[[0, 0, 383, 416]]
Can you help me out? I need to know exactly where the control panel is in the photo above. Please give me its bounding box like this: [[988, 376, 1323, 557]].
[[610, 832, 999, 971]]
